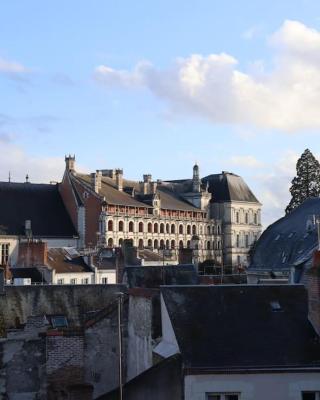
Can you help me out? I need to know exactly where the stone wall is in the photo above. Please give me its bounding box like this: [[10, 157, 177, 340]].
[[0, 284, 126, 332]]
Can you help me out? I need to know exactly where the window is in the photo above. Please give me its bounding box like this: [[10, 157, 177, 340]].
[[160, 239, 165, 249], [254, 213, 257, 224], [207, 394, 240, 400], [82, 278, 89, 284], [154, 223, 159, 233], [57, 278, 64, 285], [129, 221, 134, 232], [179, 225, 183, 234], [138, 239, 144, 249], [245, 213, 248, 224], [102, 277, 108, 284], [148, 222, 152, 233], [118, 221, 124, 231], [154, 239, 158, 249], [302, 392, 320, 400], [160, 223, 165, 233], [245, 235, 249, 247], [70, 278, 77, 284], [207, 226, 211, 235], [166, 223, 170, 234], [236, 234, 240, 248], [139, 222, 144, 233], [171, 240, 175, 249], [107, 238, 113, 247], [192, 225, 197, 235], [148, 239, 152, 247], [207, 241, 211, 250], [108, 220, 113, 231], [187, 225, 191, 235], [179, 240, 184, 249], [0, 243, 9, 265], [171, 224, 175, 234], [236, 212, 239, 223]]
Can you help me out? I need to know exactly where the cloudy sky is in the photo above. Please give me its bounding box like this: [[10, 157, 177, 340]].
[[1, 0, 320, 227]]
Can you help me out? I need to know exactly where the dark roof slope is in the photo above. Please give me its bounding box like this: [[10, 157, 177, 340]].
[[47, 248, 92, 273], [10, 267, 44, 283], [0, 182, 77, 237], [124, 265, 198, 288], [202, 172, 259, 203], [161, 285, 320, 371], [250, 198, 320, 271]]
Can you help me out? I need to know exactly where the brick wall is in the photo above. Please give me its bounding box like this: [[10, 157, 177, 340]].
[[72, 179, 102, 246], [18, 241, 47, 267]]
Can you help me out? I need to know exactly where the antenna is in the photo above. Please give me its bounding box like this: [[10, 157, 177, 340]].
[[8, 171, 11, 183]]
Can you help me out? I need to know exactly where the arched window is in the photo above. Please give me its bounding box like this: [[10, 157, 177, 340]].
[[165, 240, 170, 249], [179, 240, 184, 249], [207, 241, 211, 250], [166, 224, 170, 234], [154, 223, 159, 233], [179, 225, 183, 234], [107, 238, 113, 247], [171, 224, 175, 234], [160, 239, 165, 249], [171, 240, 175, 249], [187, 225, 191, 235], [212, 225, 215, 235], [187, 240, 191, 249], [138, 239, 144, 249], [129, 221, 134, 232], [148, 222, 152, 233], [118, 221, 124, 232], [139, 222, 144, 233], [199, 225, 203, 235], [192, 225, 197, 235], [108, 220, 113, 231], [207, 226, 211, 235], [160, 223, 165, 234], [154, 239, 159, 249], [217, 241, 221, 250], [148, 239, 152, 247], [119, 238, 123, 246]]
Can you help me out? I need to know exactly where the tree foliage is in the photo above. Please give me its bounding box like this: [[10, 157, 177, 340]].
[[286, 149, 320, 214]]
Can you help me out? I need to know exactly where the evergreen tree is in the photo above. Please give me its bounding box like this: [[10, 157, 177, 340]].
[[285, 149, 320, 214]]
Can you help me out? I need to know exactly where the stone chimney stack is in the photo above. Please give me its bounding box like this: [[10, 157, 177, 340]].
[[65, 155, 76, 173], [192, 163, 201, 193], [151, 181, 157, 194], [91, 170, 102, 193], [115, 169, 123, 192], [141, 174, 152, 195]]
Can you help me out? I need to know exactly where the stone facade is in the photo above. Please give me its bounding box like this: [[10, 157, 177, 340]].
[[60, 156, 262, 267]]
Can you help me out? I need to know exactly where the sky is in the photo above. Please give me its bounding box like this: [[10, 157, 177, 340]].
[[1, 0, 320, 228]]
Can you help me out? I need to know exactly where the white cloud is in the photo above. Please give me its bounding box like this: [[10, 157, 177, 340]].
[[0, 140, 64, 183], [0, 57, 30, 78], [229, 155, 264, 168], [94, 20, 320, 132]]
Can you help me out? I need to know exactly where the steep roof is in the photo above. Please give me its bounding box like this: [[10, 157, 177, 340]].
[[0, 182, 77, 237], [202, 172, 260, 203], [161, 285, 320, 371], [47, 248, 92, 273], [249, 198, 320, 272]]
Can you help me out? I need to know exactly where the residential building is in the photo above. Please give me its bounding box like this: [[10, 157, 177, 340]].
[[101, 285, 320, 400], [60, 156, 261, 266], [0, 181, 79, 269]]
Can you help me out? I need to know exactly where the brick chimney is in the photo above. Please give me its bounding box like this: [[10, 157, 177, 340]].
[[305, 250, 320, 335], [91, 170, 102, 193], [18, 241, 48, 267], [65, 155, 76, 173], [115, 169, 123, 191]]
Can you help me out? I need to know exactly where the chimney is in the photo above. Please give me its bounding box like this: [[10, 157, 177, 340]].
[[306, 250, 320, 335], [25, 220, 32, 239], [91, 170, 102, 193], [101, 169, 116, 179], [151, 181, 157, 194], [141, 174, 152, 195], [143, 174, 152, 183], [115, 169, 123, 191], [18, 241, 48, 267], [65, 155, 76, 173]]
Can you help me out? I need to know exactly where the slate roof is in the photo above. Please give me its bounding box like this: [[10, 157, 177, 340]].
[[249, 198, 320, 272], [0, 182, 77, 237], [202, 172, 260, 203], [124, 264, 198, 288], [47, 248, 92, 273], [161, 285, 320, 371]]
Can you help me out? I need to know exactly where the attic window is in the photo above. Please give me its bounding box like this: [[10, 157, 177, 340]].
[[288, 232, 294, 238], [275, 234, 280, 241], [83, 191, 89, 199], [270, 301, 282, 312]]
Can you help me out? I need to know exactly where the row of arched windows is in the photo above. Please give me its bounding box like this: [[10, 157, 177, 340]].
[[107, 220, 221, 235]]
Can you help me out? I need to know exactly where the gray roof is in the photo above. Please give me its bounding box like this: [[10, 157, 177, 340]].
[[161, 285, 320, 371], [249, 198, 320, 272], [0, 182, 77, 237], [202, 172, 260, 203]]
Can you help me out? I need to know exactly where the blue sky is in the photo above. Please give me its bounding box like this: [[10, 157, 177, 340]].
[[1, 0, 320, 226]]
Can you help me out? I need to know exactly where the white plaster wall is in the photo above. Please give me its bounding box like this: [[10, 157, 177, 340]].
[[184, 372, 320, 400], [95, 270, 116, 284], [0, 236, 19, 266], [53, 272, 94, 284]]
